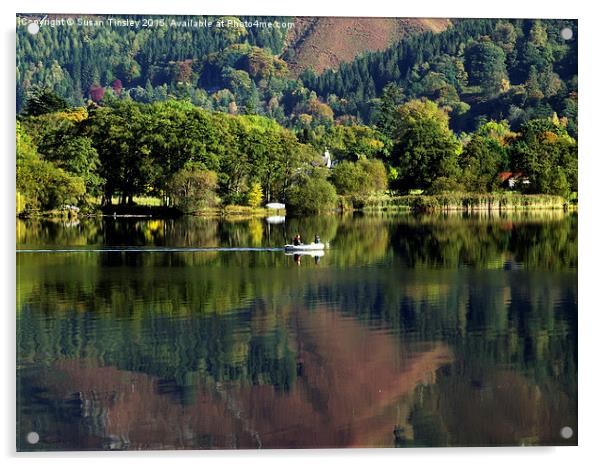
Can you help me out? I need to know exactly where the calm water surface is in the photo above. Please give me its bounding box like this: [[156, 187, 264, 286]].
[[16, 212, 577, 450]]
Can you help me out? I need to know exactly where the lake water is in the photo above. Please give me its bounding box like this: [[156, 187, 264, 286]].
[[16, 211, 578, 450]]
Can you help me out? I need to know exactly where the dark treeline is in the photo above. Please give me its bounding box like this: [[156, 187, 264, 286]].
[[16, 15, 291, 113]]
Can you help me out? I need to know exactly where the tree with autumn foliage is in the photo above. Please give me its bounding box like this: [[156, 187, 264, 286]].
[[246, 181, 263, 207]]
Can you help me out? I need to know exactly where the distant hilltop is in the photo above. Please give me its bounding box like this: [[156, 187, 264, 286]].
[[283, 17, 451, 76]]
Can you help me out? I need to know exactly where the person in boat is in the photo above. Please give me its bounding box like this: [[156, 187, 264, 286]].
[[314, 234, 321, 244], [293, 234, 302, 246]]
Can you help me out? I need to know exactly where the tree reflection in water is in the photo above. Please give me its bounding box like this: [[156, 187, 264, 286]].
[[17, 212, 577, 449]]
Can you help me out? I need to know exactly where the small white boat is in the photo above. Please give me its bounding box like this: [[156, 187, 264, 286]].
[[284, 243, 325, 251]]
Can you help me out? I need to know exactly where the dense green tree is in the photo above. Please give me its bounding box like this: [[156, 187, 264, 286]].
[[167, 166, 219, 212], [83, 102, 154, 205], [330, 159, 387, 196], [286, 170, 337, 214], [376, 82, 405, 137], [493, 22, 517, 54], [510, 118, 577, 197], [23, 113, 104, 196], [309, 124, 388, 162], [23, 86, 69, 116], [16, 122, 86, 211], [464, 41, 508, 97], [391, 99, 461, 191], [460, 121, 514, 192], [143, 100, 217, 202], [44, 136, 103, 196]]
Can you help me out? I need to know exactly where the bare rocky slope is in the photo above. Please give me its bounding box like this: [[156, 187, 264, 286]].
[[283, 17, 451, 76]]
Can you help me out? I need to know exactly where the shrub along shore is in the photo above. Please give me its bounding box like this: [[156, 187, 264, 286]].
[[18, 193, 574, 220], [340, 193, 573, 212]]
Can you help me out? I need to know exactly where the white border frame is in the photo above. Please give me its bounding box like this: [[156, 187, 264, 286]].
[[3, 1, 599, 465]]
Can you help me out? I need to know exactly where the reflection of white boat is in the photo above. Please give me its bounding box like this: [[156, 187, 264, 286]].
[[285, 250, 325, 257], [284, 243, 325, 251], [265, 215, 286, 224]]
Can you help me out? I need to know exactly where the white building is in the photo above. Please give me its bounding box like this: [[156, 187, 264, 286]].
[[323, 149, 332, 169]]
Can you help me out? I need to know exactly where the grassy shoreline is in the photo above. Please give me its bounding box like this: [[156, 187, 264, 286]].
[[339, 193, 574, 213], [17, 193, 576, 219], [17, 204, 285, 220]]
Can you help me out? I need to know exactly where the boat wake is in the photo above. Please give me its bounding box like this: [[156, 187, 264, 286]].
[[16, 247, 285, 253]]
